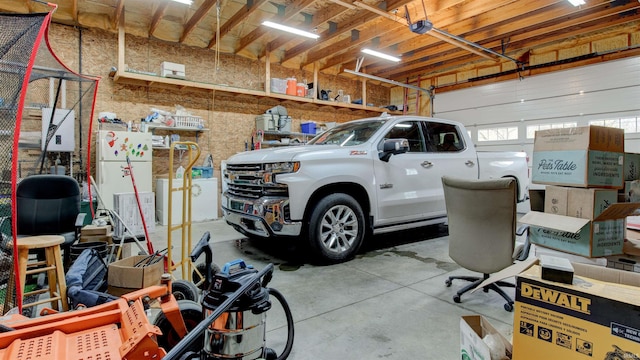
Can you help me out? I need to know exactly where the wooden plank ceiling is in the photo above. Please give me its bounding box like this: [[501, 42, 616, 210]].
[[2, 0, 639, 84]]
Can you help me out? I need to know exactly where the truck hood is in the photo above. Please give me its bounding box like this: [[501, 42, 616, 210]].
[[227, 144, 347, 163]]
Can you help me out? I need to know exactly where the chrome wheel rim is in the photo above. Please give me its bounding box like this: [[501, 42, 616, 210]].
[[319, 204, 359, 254]]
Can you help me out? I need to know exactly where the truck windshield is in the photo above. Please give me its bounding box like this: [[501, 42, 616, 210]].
[[307, 120, 387, 146]]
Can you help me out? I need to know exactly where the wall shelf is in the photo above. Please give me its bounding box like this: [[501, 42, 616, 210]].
[[113, 70, 398, 115], [143, 123, 209, 132]]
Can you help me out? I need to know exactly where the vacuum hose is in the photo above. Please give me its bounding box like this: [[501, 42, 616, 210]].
[[266, 287, 295, 360]]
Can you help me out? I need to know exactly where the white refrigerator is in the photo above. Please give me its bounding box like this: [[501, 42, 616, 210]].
[[95, 130, 153, 210]]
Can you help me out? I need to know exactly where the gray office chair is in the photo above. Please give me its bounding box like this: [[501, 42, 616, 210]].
[[441, 176, 529, 312]]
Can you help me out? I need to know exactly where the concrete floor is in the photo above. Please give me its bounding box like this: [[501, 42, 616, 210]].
[[148, 219, 520, 360]]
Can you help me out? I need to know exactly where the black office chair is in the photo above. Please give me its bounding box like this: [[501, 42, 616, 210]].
[[16, 175, 86, 270]]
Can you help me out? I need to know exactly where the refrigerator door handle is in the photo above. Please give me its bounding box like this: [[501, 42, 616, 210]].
[[99, 162, 104, 185]]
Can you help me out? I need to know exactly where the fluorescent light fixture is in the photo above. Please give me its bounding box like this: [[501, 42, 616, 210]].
[[262, 21, 319, 39], [362, 48, 401, 62], [567, 0, 585, 6], [171, 0, 193, 4]]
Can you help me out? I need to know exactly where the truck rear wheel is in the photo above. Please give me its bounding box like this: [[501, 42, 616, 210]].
[[307, 193, 365, 264]]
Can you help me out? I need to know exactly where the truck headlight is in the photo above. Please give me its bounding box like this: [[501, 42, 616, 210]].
[[264, 162, 300, 174], [263, 162, 300, 184]]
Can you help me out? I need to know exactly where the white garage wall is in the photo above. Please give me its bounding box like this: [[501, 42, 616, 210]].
[[433, 56, 640, 193]]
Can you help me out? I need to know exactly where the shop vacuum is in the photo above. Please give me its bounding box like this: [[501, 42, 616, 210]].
[[164, 231, 295, 360]]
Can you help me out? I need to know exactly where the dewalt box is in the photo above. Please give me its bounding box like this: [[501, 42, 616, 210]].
[[519, 202, 640, 257], [512, 264, 640, 360], [532, 125, 624, 188]]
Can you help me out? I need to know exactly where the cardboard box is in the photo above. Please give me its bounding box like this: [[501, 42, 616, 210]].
[[520, 203, 640, 257], [606, 253, 640, 273], [460, 315, 512, 360], [512, 264, 640, 360], [160, 61, 185, 79], [79, 234, 112, 244], [567, 188, 618, 220], [544, 186, 569, 215], [533, 244, 607, 267], [624, 152, 640, 181], [107, 255, 163, 293], [545, 186, 617, 219], [81, 224, 111, 236], [532, 126, 624, 188]]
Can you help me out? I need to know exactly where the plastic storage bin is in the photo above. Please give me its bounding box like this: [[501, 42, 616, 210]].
[[192, 166, 213, 178], [301, 122, 317, 134]]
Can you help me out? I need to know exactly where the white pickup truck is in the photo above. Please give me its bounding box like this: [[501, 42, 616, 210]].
[[221, 114, 529, 263]]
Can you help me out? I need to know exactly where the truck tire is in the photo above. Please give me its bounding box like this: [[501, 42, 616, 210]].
[[307, 193, 365, 264]]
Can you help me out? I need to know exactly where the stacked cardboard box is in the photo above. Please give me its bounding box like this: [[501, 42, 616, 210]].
[[80, 224, 112, 244], [522, 125, 636, 258]]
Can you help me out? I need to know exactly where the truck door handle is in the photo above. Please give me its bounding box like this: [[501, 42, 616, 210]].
[[465, 160, 475, 167], [421, 161, 433, 168]]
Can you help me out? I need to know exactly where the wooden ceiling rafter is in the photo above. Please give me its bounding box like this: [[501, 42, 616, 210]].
[[208, 0, 271, 49], [180, 0, 217, 43], [281, 0, 415, 64], [233, 0, 317, 54], [71, 0, 78, 23], [112, 0, 125, 29], [261, 3, 351, 59], [377, 1, 640, 80], [311, 0, 520, 70], [149, 1, 170, 36], [379, 6, 640, 81], [356, 0, 623, 77]]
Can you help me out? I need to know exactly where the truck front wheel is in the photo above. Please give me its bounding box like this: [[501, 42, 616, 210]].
[[307, 193, 365, 264]]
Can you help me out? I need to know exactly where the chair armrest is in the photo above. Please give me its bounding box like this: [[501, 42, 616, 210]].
[[74, 213, 87, 241], [516, 224, 529, 236], [513, 225, 532, 261], [75, 213, 87, 228]]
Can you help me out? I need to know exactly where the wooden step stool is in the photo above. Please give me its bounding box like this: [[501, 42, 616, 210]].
[[17, 235, 69, 312]]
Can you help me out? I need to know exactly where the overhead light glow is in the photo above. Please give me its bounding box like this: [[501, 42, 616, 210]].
[[262, 21, 319, 39], [567, 0, 585, 6], [362, 48, 401, 62], [171, 0, 193, 4]]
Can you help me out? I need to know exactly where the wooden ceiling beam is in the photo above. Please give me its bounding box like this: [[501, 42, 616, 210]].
[[71, 0, 78, 23], [365, 0, 575, 74], [234, 0, 316, 53], [208, 0, 270, 49], [315, 0, 527, 70], [149, 1, 169, 37], [112, 0, 125, 30], [281, 0, 416, 64], [382, 9, 640, 81], [381, 3, 640, 79], [180, 0, 217, 43], [261, 4, 350, 58]]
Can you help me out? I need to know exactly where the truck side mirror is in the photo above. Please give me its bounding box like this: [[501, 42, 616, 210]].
[[379, 138, 409, 162]]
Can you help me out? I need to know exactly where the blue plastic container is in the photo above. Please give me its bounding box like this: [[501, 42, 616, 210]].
[[301, 122, 316, 134]]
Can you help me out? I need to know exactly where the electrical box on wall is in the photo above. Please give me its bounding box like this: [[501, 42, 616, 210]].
[[41, 108, 75, 152]]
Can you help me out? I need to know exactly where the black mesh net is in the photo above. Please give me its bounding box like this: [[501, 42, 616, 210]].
[[0, 11, 98, 314]]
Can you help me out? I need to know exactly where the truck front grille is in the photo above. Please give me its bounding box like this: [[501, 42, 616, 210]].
[[225, 163, 289, 199]]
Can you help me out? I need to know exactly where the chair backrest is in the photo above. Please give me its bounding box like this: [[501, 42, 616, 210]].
[[441, 176, 517, 274], [443, 133, 455, 145], [16, 175, 81, 236]]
